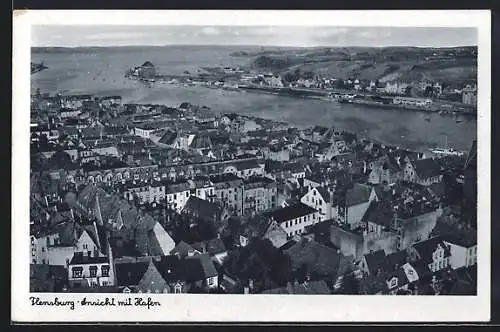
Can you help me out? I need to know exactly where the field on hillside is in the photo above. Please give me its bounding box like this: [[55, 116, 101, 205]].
[[232, 46, 477, 85]]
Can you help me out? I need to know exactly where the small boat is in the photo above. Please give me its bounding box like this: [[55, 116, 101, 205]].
[[430, 135, 464, 156], [456, 119, 463, 123], [430, 147, 464, 156]]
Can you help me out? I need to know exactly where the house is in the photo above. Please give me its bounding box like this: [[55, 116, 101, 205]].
[[265, 145, 290, 162], [182, 253, 219, 290], [59, 108, 81, 119], [170, 241, 200, 259], [191, 237, 228, 265], [359, 249, 386, 276], [385, 262, 419, 295], [300, 186, 334, 221], [442, 233, 477, 269], [332, 183, 378, 227], [67, 249, 114, 289], [181, 196, 223, 226], [283, 238, 348, 281], [100, 96, 122, 107], [403, 158, 442, 186], [115, 256, 188, 294], [408, 236, 451, 273], [157, 130, 178, 148], [114, 259, 156, 293], [384, 81, 409, 95], [134, 126, 156, 139], [239, 214, 288, 249], [242, 176, 278, 217], [210, 173, 244, 216], [30, 219, 106, 266], [265, 75, 284, 87], [462, 84, 477, 105], [165, 181, 191, 212], [224, 159, 265, 179], [368, 154, 403, 185], [269, 202, 320, 238], [148, 222, 176, 256]]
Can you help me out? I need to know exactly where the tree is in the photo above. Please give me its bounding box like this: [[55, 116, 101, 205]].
[[424, 86, 435, 98], [404, 86, 413, 96]]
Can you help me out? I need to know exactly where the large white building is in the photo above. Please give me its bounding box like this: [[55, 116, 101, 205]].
[[270, 202, 320, 238]]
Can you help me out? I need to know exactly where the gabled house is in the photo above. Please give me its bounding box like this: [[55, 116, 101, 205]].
[[300, 186, 334, 221], [183, 253, 219, 291], [240, 215, 288, 249], [147, 221, 176, 256], [368, 154, 403, 185], [359, 249, 386, 276], [191, 237, 228, 265], [332, 183, 378, 228], [403, 158, 442, 186], [408, 236, 451, 273]]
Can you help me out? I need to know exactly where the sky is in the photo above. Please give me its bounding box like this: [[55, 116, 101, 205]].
[[31, 25, 478, 48]]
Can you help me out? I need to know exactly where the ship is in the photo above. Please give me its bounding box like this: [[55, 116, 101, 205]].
[[30, 62, 48, 74], [429, 147, 464, 156], [429, 135, 464, 156]]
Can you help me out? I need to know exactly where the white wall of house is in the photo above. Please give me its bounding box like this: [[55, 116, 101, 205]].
[[166, 190, 191, 213], [347, 201, 371, 227], [68, 260, 114, 288], [278, 211, 319, 237], [444, 242, 477, 269], [300, 188, 331, 221]]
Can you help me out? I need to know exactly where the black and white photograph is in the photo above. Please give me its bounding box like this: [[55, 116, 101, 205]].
[[12, 10, 491, 322]]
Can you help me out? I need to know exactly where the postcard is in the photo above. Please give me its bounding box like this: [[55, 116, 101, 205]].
[[12, 9, 491, 322]]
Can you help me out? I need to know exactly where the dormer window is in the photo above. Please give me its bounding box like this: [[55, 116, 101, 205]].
[[389, 277, 398, 289]]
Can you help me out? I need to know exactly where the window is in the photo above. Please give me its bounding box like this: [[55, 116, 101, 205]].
[[72, 267, 83, 278], [208, 277, 215, 286], [83, 244, 88, 250], [101, 265, 110, 277], [175, 284, 182, 294], [42, 259, 46, 264], [42, 247, 45, 253], [89, 266, 98, 277], [390, 277, 398, 289], [186, 192, 189, 197]]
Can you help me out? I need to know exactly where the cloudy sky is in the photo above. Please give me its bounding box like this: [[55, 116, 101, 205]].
[[31, 25, 477, 48]]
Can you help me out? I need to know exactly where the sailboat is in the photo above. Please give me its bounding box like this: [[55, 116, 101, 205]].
[[429, 135, 464, 156]]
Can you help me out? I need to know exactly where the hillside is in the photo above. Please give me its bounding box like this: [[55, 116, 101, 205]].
[[234, 46, 477, 85]]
